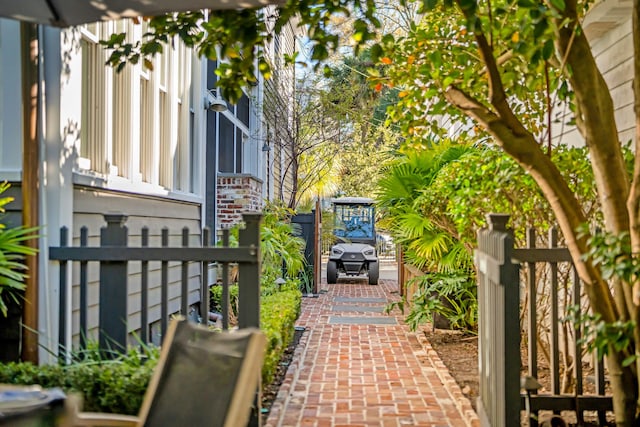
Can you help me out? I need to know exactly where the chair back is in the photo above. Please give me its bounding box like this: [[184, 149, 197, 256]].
[[139, 319, 266, 427]]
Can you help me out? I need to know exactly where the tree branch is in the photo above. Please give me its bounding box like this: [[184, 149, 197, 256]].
[[445, 84, 619, 324]]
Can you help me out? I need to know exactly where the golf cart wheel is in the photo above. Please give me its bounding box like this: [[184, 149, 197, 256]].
[[327, 260, 338, 284], [368, 261, 379, 285]]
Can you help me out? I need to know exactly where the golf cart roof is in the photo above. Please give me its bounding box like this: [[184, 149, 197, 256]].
[[331, 197, 375, 205]]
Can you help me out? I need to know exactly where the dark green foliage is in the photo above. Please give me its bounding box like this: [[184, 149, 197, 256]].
[[102, 1, 381, 103], [0, 349, 157, 415], [260, 288, 302, 386], [406, 273, 477, 333], [210, 283, 240, 317], [378, 142, 605, 332], [0, 182, 39, 317], [260, 202, 306, 283]]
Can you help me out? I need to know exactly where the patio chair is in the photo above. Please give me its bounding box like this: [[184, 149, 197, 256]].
[[72, 318, 266, 427]]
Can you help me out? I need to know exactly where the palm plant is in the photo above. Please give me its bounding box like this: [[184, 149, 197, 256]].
[[377, 141, 477, 331], [0, 182, 38, 317], [260, 202, 306, 283], [376, 140, 475, 272]]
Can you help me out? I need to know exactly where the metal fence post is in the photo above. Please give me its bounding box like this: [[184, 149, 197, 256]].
[[57, 226, 68, 363], [238, 212, 262, 427], [201, 228, 210, 326], [238, 212, 262, 329], [100, 213, 129, 354]]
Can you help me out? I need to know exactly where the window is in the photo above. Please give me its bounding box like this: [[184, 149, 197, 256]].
[[217, 93, 250, 174], [174, 43, 195, 192], [111, 21, 131, 178], [159, 91, 171, 188], [238, 94, 249, 127], [76, 21, 200, 196], [80, 25, 108, 174], [219, 115, 235, 173], [139, 71, 154, 183]]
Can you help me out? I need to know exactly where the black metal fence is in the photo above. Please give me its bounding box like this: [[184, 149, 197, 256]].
[[49, 212, 262, 358], [475, 214, 612, 426]]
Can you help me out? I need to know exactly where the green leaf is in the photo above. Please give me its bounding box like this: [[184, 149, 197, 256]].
[[533, 20, 548, 39], [542, 39, 554, 60], [369, 44, 383, 62], [423, 0, 439, 11], [458, 0, 476, 11], [323, 65, 332, 78]]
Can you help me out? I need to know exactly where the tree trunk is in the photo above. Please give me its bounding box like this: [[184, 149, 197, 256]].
[[606, 352, 639, 426], [555, 0, 640, 420], [628, 0, 640, 416], [553, 0, 635, 327], [449, 0, 639, 420]]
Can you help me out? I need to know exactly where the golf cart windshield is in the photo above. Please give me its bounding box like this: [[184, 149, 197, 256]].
[[334, 203, 375, 240]]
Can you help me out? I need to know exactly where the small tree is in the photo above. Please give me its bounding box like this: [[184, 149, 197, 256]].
[[263, 71, 344, 209]]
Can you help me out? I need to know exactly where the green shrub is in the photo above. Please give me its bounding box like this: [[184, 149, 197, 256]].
[[260, 288, 302, 386], [0, 181, 39, 317], [0, 349, 158, 415], [210, 283, 240, 317], [377, 142, 606, 332]]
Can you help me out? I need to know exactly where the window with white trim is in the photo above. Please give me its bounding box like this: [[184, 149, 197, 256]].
[[111, 20, 132, 179], [80, 23, 108, 174], [139, 68, 154, 183], [174, 42, 194, 192]]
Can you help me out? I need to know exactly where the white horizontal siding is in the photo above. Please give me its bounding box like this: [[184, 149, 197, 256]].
[[552, 16, 634, 147]]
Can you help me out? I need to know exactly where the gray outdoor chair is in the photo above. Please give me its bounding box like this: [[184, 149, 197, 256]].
[[71, 318, 266, 427]]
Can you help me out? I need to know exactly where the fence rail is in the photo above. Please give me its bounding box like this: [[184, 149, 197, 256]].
[[513, 228, 610, 426], [49, 212, 262, 358]]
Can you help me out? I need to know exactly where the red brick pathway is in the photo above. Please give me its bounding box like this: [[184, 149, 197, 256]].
[[264, 272, 479, 427]]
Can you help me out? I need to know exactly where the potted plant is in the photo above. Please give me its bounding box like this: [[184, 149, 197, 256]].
[[0, 181, 38, 361]]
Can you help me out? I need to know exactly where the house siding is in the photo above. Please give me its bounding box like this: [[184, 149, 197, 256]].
[[262, 19, 299, 206], [592, 18, 635, 144], [68, 186, 202, 344], [552, 16, 634, 146]]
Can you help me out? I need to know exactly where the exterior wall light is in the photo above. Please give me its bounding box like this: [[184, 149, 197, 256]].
[[204, 89, 228, 112]]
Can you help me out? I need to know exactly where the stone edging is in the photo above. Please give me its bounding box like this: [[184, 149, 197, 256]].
[[263, 327, 311, 427], [414, 329, 481, 427]]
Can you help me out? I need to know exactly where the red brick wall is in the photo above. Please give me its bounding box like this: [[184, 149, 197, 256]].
[[217, 174, 264, 228]]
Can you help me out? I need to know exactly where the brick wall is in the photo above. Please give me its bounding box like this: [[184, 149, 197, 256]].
[[217, 174, 264, 228]]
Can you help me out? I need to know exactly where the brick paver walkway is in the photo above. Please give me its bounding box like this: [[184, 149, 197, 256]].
[[264, 266, 479, 427]]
